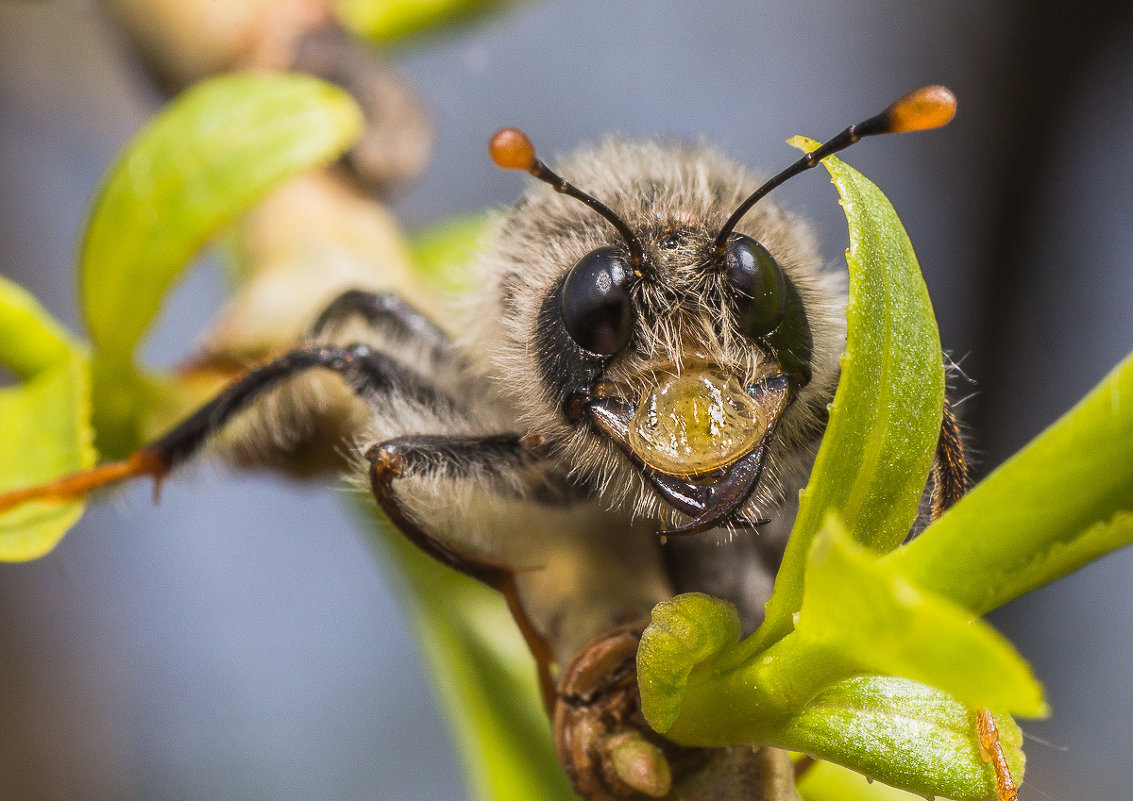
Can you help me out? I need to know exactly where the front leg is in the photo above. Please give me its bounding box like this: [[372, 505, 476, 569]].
[[311, 289, 458, 368], [365, 433, 559, 710]]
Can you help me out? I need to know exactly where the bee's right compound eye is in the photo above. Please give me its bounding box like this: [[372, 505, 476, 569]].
[[559, 246, 635, 356], [722, 234, 787, 339]]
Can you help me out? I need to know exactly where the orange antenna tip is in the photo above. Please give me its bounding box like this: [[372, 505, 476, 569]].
[[885, 85, 957, 134], [712, 85, 957, 251], [489, 127, 537, 171], [488, 125, 648, 268]]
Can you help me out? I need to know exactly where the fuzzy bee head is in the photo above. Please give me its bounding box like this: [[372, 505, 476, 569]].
[[467, 88, 955, 532], [461, 138, 838, 532]]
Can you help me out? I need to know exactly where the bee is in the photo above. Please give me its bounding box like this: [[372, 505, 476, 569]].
[[0, 86, 968, 800]]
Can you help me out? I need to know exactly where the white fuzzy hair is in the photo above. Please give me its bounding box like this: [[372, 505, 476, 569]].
[[456, 139, 846, 528]]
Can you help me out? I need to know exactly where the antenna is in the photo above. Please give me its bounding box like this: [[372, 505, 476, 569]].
[[490, 127, 648, 273], [713, 85, 957, 256]]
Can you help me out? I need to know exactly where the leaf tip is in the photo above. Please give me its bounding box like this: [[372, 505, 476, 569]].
[[637, 593, 740, 732]]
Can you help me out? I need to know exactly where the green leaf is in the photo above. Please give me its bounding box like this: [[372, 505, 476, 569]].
[[0, 277, 75, 379], [637, 594, 741, 733], [82, 72, 362, 365], [753, 136, 944, 652], [798, 758, 941, 801], [408, 213, 492, 295], [780, 677, 1023, 801], [334, 0, 519, 44], [643, 519, 1043, 749], [361, 507, 575, 801], [79, 72, 362, 454], [0, 277, 95, 560], [792, 517, 1045, 717], [886, 351, 1133, 614]]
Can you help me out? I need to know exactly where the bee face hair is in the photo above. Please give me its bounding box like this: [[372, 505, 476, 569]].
[[463, 139, 846, 525]]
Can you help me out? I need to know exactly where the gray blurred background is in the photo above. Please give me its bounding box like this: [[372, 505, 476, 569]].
[[1, 1, 1132, 799]]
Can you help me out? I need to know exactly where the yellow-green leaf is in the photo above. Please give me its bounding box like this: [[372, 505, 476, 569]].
[[799, 758, 941, 801], [887, 352, 1133, 614], [408, 213, 491, 296], [637, 593, 741, 733], [335, 0, 519, 44], [753, 137, 943, 652], [780, 677, 1023, 801], [793, 517, 1045, 717], [0, 277, 95, 560], [81, 72, 363, 367]]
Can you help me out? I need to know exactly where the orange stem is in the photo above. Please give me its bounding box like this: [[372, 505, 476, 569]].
[[0, 449, 166, 514], [977, 708, 1019, 801]]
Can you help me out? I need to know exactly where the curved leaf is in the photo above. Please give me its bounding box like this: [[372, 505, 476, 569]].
[[0, 277, 75, 379], [792, 517, 1044, 717], [753, 137, 943, 651], [886, 351, 1133, 614], [645, 518, 1044, 750], [335, 0, 518, 44], [637, 593, 741, 733], [0, 277, 95, 560], [81, 72, 363, 367]]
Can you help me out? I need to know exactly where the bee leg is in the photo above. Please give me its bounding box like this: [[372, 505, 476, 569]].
[[150, 343, 457, 469], [310, 289, 453, 357], [366, 434, 559, 711], [0, 343, 456, 512], [930, 395, 969, 520]]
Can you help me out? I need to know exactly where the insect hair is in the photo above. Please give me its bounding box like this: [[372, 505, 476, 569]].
[[460, 138, 846, 526]]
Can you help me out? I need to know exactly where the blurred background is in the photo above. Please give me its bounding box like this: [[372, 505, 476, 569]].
[[1, 0, 1131, 799]]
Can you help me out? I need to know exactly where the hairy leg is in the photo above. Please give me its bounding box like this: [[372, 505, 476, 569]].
[[931, 395, 970, 520], [311, 289, 457, 364], [366, 433, 559, 710], [0, 342, 460, 511]]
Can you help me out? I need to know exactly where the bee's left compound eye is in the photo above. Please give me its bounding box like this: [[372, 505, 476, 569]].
[[723, 234, 787, 338], [559, 246, 635, 356]]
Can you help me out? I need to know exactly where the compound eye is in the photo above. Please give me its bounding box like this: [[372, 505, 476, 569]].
[[559, 246, 635, 356], [723, 234, 787, 338]]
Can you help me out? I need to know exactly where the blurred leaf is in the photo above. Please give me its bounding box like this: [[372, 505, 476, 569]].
[[753, 137, 943, 651], [886, 352, 1133, 614], [409, 213, 491, 295], [82, 72, 362, 364], [335, 0, 520, 44], [79, 72, 362, 454], [779, 677, 1022, 801], [0, 276, 74, 379], [361, 508, 574, 801], [0, 277, 95, 560]]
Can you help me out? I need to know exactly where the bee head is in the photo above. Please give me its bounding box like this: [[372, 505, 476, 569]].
[[474, 88, 955, 533]]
